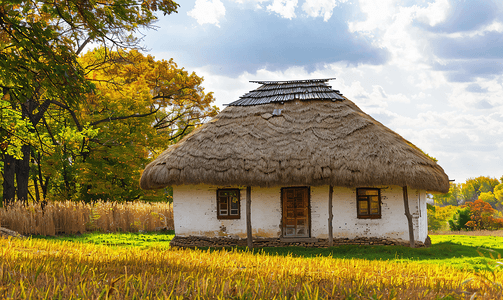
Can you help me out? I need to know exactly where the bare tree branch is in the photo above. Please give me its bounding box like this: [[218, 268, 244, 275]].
[[49, 100, 83, 131], [90, 106, 160, 126]]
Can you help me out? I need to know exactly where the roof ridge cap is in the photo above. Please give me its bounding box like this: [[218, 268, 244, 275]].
[[250, 78, 336, 84]]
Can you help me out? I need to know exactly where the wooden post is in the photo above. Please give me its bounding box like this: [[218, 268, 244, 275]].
[[402, 186, 415, 248], [246, 186, 253, 249], [328, 185, 334, 247]]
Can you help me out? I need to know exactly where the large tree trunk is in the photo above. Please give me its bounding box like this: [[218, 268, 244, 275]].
[[2, 153, 16, 205], [12, 96, 49, 204], [15, 145, 31, 203]]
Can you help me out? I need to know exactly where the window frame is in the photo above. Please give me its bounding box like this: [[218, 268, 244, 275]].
[[356, 188, 382, 219], [216, 189, 241, 220]]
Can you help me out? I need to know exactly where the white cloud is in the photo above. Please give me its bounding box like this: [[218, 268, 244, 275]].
[[231, 0, 269, 4], [485, 21, 503, 33], [302, 0, 345, 22], [187, 0, 226, 27], [266, 0, 298, 19], [417, 103, 432, 110], [347, 0, 452, 70], [347, 0, 397, 33], [414, 0, 450, 27], [446, 77, 503, 114], [389, 108, 503, 181], [230, 0, 269, 9], [437, 20, 503, 40]]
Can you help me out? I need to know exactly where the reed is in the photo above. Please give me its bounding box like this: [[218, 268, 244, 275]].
[[0, 201, 173, 236], [1, 237, 501, 299]]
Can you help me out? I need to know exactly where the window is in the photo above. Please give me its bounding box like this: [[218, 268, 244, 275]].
[[217, 189, 240, 219], [357, 188, 381, 219]]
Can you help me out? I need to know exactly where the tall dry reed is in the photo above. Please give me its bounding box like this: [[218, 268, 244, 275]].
[[0, 201, 173, 236]]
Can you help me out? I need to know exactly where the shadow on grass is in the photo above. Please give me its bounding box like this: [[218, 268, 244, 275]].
[[252, 242, 500, 261], [201, 242, 503, 270]]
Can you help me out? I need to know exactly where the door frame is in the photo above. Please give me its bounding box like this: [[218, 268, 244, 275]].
[[280, 186, 311, 238]]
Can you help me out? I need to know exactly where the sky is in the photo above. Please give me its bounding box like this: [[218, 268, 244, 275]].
[[142, 0, 503, 184]]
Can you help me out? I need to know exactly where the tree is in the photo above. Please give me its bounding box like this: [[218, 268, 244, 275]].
[[0, 0, 179, 203], [479, 191, 498, 209], [433, 182, 461, 206], [77, 49, 218, 201], [465, 199, 503, 230], [493, 183, 503, 211], [459, 176, 500, 204], [38, 48, 218, 202]]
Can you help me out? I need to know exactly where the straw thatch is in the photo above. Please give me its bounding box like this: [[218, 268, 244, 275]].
[[141, 79, 449, 193]]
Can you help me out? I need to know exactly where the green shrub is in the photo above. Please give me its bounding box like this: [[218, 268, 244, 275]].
[[448, 207, 472, 231]]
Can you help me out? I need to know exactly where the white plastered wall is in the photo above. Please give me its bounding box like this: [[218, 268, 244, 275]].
[[173, 185, 282, 238], [313, 185, 428, 242], [172, 184, 428, 242]]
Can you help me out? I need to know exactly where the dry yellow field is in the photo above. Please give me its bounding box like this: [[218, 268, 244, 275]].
[[1, 237, 502, 299]]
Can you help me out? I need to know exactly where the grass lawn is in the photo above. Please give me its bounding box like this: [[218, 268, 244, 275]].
[[36, 230, 176, 249]]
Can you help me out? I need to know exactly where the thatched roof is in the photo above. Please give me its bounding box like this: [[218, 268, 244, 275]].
[[141, 79, 449, 193]]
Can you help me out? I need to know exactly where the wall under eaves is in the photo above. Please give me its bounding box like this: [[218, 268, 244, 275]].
[[172, 184, 427, 243]]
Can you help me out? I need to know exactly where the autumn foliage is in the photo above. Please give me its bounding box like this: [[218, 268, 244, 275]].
[[465, 199, 503, 230], [68, 49, 218, 202], [2, 47, 218, 204], [446, 199, 503, 231], [0, 0, 180, 203]]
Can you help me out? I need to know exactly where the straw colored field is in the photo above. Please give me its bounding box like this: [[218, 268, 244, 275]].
[[0, 201, 173, 236], [1, 237, 502, 299]]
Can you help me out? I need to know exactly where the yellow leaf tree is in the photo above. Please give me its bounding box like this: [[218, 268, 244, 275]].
[[41, 48, 218, 202], [1, 0, 179, 203]]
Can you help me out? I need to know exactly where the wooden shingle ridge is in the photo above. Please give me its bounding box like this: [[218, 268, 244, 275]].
[[227, 78, 345, 106], [249, 78, 336, 84]]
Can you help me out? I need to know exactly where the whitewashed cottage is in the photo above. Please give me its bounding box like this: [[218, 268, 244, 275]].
[[140, 79, 449, 248]]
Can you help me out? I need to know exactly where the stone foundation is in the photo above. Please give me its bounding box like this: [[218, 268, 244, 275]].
[[170, 235, 427, 248]]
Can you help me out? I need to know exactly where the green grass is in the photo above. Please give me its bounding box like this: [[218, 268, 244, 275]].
[[431, 234, 503, 249], [34, 232, 503, 271], [35, 230, 176, 249]]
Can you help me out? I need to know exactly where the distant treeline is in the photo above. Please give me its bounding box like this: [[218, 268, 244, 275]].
[[433, 176, 503, 210], [429, 176, 503, 232]]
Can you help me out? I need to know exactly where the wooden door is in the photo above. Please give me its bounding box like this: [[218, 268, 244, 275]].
[[282, 187, 310, 238]]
